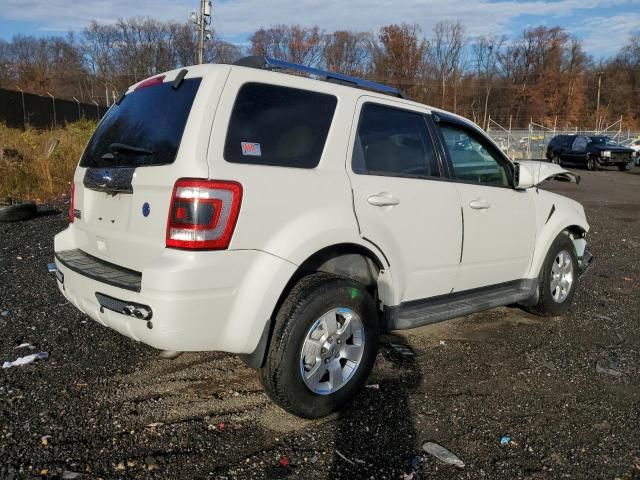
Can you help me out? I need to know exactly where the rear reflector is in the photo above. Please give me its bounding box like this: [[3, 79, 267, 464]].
[[166, 178, 242, 250]]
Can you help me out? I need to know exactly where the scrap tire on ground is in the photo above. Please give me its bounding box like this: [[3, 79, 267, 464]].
[[528, 233, 579, 317], [259, 272, 380, 419], [0, 201, 37, 222]]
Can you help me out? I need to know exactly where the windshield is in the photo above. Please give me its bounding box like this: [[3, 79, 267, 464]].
[[589, 136, 618, 147], [80, 78, 201, 168]]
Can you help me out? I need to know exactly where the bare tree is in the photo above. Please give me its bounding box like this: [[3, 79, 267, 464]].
[[251, 25, 323, 67], [323, 30, 371, 75], [371, 23, 429, 99], [473, 34, 504, 129], [432, 21, 466, 111]]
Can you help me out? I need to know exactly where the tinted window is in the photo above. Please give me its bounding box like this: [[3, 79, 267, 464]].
[[224, 83, 337, 168], [573, 136, 588, 151], [353, 103, 440, 178], [80, 78, 201, 168], [440, 123, 510, 187]]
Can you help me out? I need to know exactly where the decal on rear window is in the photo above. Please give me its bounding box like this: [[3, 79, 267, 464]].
[[241, 142, 262, 156]]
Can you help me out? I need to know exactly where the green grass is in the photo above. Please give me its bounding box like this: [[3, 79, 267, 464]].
[[0, 120, 96, 202]]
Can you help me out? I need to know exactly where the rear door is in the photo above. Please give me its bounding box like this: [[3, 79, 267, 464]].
[[435, 118, 536, 291], [72, 68, 228, 271], [565, 135, 589, 165], [347, 98, 462, 303]]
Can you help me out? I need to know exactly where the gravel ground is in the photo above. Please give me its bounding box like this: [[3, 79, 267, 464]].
[[1, 168, 639, 479]]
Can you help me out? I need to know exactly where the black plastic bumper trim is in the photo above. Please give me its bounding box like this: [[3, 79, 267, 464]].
[[55, 249, 142, 292]]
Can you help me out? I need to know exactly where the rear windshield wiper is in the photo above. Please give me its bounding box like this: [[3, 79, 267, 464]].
[[101, 143, 154, 159]]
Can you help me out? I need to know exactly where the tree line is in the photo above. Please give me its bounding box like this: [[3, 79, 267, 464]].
[[1, 18, 638, 130]]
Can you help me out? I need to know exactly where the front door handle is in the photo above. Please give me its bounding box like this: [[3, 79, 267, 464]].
[[469, 198, 491, 210], [367, 194, 400, 207]]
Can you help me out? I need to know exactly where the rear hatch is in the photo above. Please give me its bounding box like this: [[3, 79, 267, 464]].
[[72, 67, 226, 272]]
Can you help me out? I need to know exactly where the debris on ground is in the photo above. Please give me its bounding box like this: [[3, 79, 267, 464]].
[[1, 309, 10, 317], [41, 435, 51, 446], [335, 449, 356, 466], [500, 435, 517, 447], [596, 358, 623, 377], [422, 442, 465, 468], [278, 456, 290, 468], [2, 351, 49, 369], [62, 471, 81, 479], [365, 384, 380, 389], [14, 343, 34, 350], [47, 262, 57, 273], [389, 343, 415, 358]]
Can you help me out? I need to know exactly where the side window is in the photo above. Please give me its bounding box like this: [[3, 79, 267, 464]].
[[352, 103, 440, 178], [224, 83, 337, 168], [440, 123, 510, 187], [572, 136, 588, 151]]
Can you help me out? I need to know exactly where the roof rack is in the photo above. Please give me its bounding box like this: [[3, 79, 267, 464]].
[[234, 56, 408, 99]]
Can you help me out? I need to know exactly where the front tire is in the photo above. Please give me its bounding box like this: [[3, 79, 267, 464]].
[[259, 273, 380, 418], [528, 233, 578, 316], [586, 155, 599, 171]]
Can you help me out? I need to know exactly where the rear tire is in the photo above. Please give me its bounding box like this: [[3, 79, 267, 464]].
[[552, 154, 562, 166], [259, 273, 379, 418], [528, 233, 578, 316], [0, 201, 37, 222]]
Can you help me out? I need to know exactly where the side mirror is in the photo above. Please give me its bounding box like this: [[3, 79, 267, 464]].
[[514, 163, 535, 190]]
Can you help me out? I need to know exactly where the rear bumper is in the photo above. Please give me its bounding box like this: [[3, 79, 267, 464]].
[[54, 233, 296, 353]]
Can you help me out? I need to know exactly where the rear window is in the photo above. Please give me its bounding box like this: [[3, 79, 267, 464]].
[[224, 83, 337, 168], [80, 78, 201, 168]]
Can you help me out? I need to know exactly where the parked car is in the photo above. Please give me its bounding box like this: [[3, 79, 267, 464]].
[[54, 57, 593, 418], [620, 138, 640, 166], [546, 134, 634, 171]]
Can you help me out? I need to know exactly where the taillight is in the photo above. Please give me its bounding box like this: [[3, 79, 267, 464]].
[[69, 183, 75, 223], [166, 178, 242, 250]]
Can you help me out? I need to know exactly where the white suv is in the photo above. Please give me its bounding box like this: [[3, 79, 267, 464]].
[[54, 57, 593, 418]]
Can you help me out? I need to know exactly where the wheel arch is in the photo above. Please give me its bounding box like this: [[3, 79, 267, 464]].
[[529, 220, 588, 280], [240, 242, 389, 369]]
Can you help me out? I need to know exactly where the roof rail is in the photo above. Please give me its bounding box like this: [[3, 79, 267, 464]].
[[233, 56, 408, 99]]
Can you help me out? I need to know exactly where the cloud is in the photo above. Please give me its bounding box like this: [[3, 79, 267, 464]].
[[0, 0, 637, 54]]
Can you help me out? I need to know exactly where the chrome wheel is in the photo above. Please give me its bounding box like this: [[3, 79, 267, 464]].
[[300, 307, 365, 395], [550, 250, 574, 303]]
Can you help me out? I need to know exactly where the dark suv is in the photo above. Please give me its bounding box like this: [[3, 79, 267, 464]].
[[546, 135, 634, 171]]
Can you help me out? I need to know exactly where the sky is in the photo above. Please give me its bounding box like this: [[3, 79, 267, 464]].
[[0, 0, 639, 58]]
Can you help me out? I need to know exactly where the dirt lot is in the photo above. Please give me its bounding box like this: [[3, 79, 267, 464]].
[[1, 168, 639, 479]]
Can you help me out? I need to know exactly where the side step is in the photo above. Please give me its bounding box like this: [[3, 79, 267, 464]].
[[385, 279, 537, 331]]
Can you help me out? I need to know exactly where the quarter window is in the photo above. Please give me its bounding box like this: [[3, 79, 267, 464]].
[[440, 123, 510, 187], [353, 103, 440, 178], [224, 83, 337, 168]]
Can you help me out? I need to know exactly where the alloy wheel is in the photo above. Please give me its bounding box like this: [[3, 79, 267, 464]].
[[300, 307, 365, 395]]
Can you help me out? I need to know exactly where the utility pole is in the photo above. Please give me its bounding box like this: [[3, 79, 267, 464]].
[[595, 71, 603, 131], [192, 0, 212, 64]]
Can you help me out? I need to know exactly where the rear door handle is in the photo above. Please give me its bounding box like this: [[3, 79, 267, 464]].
[[367, 194, 400, 207], [469, 199, 491, 210]]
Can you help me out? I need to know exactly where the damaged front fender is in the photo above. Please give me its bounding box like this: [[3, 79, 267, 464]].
[[516, 161, 581, 187]]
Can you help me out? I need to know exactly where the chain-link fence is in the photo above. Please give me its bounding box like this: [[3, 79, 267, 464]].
[[0, 88, 107, 130], [485, 117, 640, 160]]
